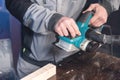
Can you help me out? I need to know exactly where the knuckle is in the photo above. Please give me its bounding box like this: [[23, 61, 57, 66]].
[[69, 30, 75, 34], [69, 18, 74, 21], [101, 18, 106, 23], [64, 19, 69, 23], [55, 27, 61, 32]]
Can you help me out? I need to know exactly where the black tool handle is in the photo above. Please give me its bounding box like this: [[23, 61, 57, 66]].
[[78, 11, 94, 23]]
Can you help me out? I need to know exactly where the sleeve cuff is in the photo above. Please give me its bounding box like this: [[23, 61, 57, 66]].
[[48, 13, 63, 31], [99, 1, 112, 15]]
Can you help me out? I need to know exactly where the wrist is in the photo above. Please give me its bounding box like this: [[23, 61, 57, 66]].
[[48, 13, 63, 31]]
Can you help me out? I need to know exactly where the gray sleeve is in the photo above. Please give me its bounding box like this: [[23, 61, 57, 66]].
[[100, 0, 120, 15], [23, 3, 63, 34]]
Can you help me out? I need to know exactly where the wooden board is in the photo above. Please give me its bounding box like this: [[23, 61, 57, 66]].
[[21, 63, 56, 80]]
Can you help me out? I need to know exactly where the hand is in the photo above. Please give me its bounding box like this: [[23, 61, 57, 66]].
[[54, 17, 81, 38], [83, 3, 108, 27]]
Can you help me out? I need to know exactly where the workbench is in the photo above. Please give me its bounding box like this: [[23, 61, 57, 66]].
[[57, 51, 120, 80], [21, 51, 120, 80]]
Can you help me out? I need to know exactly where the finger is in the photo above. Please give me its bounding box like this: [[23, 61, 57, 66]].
[[66, 22, 76, 38], [92, 22, 102, 27], [71, 20, 81, 35], [60, 23, 69, 36], [94, 23, 103, 27], [83, 4, 95, 13], [55, 26, 64, 36], [54, 22, 64, 36], [91, 16, 107, 26], [92, 18, 105, 27], [90, 13, 99, 25]]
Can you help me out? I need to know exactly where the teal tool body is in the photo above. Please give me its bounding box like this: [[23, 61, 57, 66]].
[[56, 11, 101, 52]]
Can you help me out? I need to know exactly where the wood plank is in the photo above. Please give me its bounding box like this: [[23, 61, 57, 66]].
[[21, 63, 56, 80]]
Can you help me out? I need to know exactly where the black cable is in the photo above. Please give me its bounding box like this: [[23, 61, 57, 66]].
[[86, 25, 114, 55], [52, 51, 57, 65], [103, 25, 114, 56]]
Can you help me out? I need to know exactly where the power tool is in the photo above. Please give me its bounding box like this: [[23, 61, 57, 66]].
[[56, 11, 102, 52], [86, 26, 120, 46]]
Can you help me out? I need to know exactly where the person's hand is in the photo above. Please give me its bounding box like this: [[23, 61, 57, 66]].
[[54, 17, 81, 38], [83, 3, 108, 27]]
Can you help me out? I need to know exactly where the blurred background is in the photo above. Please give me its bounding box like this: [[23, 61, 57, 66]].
[[0, 0, 21, 68]]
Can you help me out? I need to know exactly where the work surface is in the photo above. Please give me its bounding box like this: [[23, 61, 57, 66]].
[[56, 52, 120, 80]]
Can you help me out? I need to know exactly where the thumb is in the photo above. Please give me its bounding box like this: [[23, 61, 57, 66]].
[[83, 4, 95, 13]]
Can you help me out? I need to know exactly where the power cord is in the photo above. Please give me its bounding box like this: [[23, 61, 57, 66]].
[[103, 25, 114, 56]]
